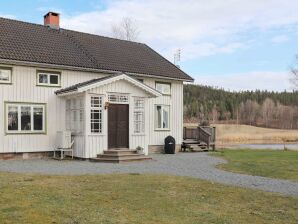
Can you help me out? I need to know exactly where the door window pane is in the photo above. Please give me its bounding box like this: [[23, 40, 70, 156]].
[[34, 107, 43, 131], [21, 106, 31, 130], [8, 106, 18, 130]]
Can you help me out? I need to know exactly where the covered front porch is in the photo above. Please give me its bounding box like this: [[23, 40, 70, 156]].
[[55, 73, 161, 159]]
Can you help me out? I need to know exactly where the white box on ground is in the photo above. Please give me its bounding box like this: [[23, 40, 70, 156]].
[[56, 131, 72, 148]]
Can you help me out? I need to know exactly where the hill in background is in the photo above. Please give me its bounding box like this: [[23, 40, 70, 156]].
[[184, 84, 298, 129]]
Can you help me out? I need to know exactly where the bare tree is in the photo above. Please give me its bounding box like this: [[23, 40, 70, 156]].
[[211, 105, 219, 123], [261, 98, 275, 127], [244, 100, 259, 125], [112, 17, 139, 41]]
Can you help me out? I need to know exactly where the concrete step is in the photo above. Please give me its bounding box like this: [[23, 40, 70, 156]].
[[103, 149, 138, 155], [90, 155, 152, 163], [97, 153, 144, 158]]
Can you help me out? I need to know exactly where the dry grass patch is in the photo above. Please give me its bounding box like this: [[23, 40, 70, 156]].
[[184, 123, 298, 144]]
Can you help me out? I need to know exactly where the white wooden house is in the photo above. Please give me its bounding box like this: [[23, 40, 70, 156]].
[[0, 12, 193, 159]]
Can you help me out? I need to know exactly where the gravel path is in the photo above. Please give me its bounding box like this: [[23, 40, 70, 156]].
[[0, 153, 297, 196]]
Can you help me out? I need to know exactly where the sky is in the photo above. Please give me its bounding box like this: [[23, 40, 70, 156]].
[[1, 0, 298, 92]]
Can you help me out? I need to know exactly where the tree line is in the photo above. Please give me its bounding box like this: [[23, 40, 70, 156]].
[[184, 84, 298, 129]]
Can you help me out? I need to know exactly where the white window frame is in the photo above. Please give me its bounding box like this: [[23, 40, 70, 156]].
[[90, 95, 103, 134], [133, 98, 145, 134], [155, 82, 171, 95], [108, 93, 129, 104], [37, 71, 61, 87], [154, 105, 170, 131], [0, 67, 12, 84], [5, 102, 46, 134], [66, 97, 84, 134]]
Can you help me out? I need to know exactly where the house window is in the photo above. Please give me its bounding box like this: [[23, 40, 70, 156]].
[[37, 71, 61, 87], [134, 98, 145, 134], [0, 67, 12, 84], [155, 105, 170, 130], [6, 103, 45, 134], [108, 94, 129, 103], [155, 82, 171, 95], [90, 96, 103, 134], [66, 97, 84, 134]]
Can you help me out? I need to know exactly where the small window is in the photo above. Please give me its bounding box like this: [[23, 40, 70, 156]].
[[90, 96, 103, 134], [37, 71, 61, 87], [155, 105, 170, 130], [6, 103, 46, 134], [108, 94, 128, 103], [134, 98, 145, 134], [155, 82, 171, 95], [0, 67, 12, 84]]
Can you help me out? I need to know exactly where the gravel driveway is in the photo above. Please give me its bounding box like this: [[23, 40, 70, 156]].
[[0, 153, 297, 196]]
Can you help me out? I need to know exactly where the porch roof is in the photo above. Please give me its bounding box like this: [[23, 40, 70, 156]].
[[55, 73, 162, 97]]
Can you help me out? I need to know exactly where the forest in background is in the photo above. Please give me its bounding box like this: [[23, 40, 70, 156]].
[[184, 84, 298, 129]]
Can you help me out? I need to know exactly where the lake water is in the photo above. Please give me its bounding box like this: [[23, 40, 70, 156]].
[[225, 143, 298, 150]]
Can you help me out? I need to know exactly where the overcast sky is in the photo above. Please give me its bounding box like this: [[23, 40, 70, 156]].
[[1, 0, 298, 91]]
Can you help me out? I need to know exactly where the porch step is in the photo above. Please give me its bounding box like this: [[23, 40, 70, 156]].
[[103, 149, 138, 155], [90, 149, 152, 163], [90, 155, 152, 163], [97, 153, 143, 158]]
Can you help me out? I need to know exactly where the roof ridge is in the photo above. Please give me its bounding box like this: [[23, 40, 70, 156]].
[[0, 16, 145, 45], [0, 16, 47, 29], [62, 31, 102, 69]]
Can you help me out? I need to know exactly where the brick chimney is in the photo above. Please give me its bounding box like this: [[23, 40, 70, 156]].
[[44, 12, 60, 29]]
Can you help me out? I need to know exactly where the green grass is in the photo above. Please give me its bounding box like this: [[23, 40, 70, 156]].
[[211, 149, 298, 181], [0, 173, 297, 223]]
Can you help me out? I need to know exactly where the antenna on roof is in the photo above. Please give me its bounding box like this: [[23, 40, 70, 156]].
[[174, 49, 181, 68]]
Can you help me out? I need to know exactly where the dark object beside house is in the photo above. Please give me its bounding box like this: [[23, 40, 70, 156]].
[[164, 136, 176, 154], [182, 126, 216, 152]]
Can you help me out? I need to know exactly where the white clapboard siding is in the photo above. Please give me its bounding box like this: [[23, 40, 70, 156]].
[[0, 64, 184, 158], [144, 78, 183, 145], [0, 65, 106, 154]]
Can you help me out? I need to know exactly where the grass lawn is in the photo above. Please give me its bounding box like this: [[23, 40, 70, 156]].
[[211, 149, 298, 181], [0, 172, 297, 223]]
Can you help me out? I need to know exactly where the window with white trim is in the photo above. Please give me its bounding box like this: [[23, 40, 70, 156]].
[[108, 94, 128, 103], [6, 103, 45, 134], [37, 71, 61, 87], [0, 67, 12, 84], [155, 105, 170, 130], [133, 98, 145, 134], [155, 82, 171, 95], [65, 97, 84, 134], [90, 96, 103, 134]]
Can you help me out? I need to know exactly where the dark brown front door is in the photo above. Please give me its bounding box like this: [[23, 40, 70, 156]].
[[108, 104, 129, 149]]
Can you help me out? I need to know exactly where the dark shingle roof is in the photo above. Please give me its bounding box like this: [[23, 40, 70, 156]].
[[0, 17, 193, 81], [55, 75, 113, 94], [55, 74, 161, 95]]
